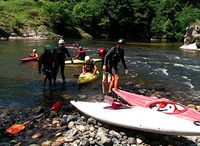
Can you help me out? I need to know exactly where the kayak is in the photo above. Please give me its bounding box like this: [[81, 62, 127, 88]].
[[70, 100, 200, 136], [78, 71, 99, 84], [65, 45, 90, 51], [19, 57, 38, 62], [180, 43, 199, 50], [112, 89, 200, 122], [65, 58, 101, 65]]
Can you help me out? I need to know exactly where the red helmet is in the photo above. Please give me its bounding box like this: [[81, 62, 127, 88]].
[[98, 48, 107, 57]]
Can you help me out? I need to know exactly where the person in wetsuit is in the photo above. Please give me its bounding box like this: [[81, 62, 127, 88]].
[[53, 38, 73, 84], [102, 38, 128, 95], [82, 56, 97, 75], [98, 48, 111, 95], [73, 46, 86, 60], [38, 45, 55, 90]]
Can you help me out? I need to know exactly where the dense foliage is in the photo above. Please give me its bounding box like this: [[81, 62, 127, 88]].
[[0, 0, 199, 41]]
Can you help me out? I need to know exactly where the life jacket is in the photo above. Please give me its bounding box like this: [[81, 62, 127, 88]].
[[83, 60, 95, 72]]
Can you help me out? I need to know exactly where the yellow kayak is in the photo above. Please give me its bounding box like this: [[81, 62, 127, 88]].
[[65, 58, 101, 65], [78, 71, 99, 84]]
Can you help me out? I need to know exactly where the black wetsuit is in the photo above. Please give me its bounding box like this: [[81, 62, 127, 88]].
[[103, 46, 127, 74], [53, 45, 72, 83], [38, 51, 55, 84]]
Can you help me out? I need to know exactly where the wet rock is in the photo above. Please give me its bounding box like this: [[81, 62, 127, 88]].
[[63, 128, 77, 137], [127, 137, 136, 144], [196, 105, 200, 111], [89, 126, 95, 132], [96, 127, 108, 143], [87, 117, 97, 125], [41, 140, 52, 146], [188, 104, 196, 110], [60, 114, 68, 125], [67, 115, 77, 123], [80, 138, 90, 146], [52, 118, 61, 128], [68, 121, 75, 129], [76, 125, 86, 132], [32, 132, 42, 139], [55, 132, 62, 137], [51, 141, 63, 146], [29, 144, 40, 146], [109, 130, 121, 139], [136, 134, 145, 144], [78, 95, 87, 99]]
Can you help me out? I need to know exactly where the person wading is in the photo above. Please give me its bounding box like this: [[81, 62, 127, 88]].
[[53, 38, 73, 84], [38, 45, 55, 90]]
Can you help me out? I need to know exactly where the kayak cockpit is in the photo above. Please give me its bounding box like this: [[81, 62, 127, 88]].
[[148, 101, 188, 114]]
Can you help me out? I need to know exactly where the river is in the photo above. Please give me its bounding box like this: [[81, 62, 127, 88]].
[[0, 39, 200, 110]]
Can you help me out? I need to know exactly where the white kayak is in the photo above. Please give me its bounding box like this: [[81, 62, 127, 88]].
[[180, 43, 199, 50], [70, 100, 200, 136]]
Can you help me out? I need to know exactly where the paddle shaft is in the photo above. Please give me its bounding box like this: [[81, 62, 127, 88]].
[[7, 101, 61, 134]]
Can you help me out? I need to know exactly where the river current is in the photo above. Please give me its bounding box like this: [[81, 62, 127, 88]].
[[0, 39, 200, 109]]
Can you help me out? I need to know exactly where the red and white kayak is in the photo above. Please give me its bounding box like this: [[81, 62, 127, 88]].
[[19, 57, 38, 62], [112, 89, 200, 122], [70, 100, 200, 136]]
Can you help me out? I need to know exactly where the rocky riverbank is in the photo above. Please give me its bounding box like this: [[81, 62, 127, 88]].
[[1, 87, 200, 146]]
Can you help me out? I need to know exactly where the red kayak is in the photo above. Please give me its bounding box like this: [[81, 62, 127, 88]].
[[111, 89, 200, 122], [20, 57, 38, 63]]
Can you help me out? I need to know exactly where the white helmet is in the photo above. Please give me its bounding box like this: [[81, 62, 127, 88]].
[[85, 56, 90, 62], [32, 49, 36, 52], [58, 39, 65, 44]]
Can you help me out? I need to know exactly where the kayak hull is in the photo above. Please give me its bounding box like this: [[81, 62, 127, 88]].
[[70, 101, 200, 136], [19, 57, 38, 62]]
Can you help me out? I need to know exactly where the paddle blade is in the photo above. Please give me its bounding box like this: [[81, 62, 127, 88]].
[[51, 101, 62, 112], [6, 124, 25, 135]]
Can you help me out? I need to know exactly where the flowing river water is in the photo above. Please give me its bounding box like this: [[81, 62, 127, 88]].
[[0, 39, 200, 110]]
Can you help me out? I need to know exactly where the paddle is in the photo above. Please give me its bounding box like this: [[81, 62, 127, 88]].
[[6, 101, 62, 135]]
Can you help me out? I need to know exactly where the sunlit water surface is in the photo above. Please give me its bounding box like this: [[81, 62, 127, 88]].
[[1, 40, 200, 110]]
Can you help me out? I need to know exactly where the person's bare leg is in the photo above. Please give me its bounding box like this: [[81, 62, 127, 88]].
[[108, 75, 114, 93], [114, 74, 120, 91], [102, 76, 107, 94]]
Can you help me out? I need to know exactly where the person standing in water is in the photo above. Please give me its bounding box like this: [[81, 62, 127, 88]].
[[53, 38, 73, 84], [102, 38, 128, 96], [98, 48, 111, 95], [38, 45, 55, 90]]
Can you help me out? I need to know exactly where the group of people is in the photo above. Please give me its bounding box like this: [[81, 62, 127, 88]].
[[38, 38, 73, 90], [37, 38, 128, 95]]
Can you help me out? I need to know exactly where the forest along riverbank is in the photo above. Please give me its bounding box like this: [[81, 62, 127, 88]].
[[1, 87, 200, 146]]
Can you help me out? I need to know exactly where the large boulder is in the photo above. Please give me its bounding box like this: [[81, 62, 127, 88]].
[[182, 23, 200, 49]]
